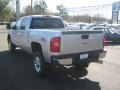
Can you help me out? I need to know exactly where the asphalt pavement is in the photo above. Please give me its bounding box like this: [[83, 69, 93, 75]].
[[0, 32, 120, 90]]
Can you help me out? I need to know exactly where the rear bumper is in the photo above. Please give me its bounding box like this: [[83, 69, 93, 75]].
[[51, 50, 107, 65]]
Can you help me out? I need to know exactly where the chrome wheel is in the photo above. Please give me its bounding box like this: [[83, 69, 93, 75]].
[[33, 51, 48, 77], [34, 56, 41, 73]]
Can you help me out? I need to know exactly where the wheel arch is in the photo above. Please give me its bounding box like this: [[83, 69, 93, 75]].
[[31, 42, 43, 54]]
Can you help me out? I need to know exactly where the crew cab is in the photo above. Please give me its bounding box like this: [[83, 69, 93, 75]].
[[7, 15, 106, 76]]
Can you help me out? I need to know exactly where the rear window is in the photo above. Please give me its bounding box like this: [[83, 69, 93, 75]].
[[30, 18, 64, 29]]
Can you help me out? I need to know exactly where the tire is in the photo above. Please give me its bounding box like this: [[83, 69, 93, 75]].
[[8, 38, 16, 53], [33, 51, 49, 77]]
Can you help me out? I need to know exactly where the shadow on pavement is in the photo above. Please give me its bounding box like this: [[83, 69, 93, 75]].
[[0, 50, 101, 90]]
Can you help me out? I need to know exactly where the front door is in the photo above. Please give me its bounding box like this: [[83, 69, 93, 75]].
[[11, 18, 23, 46], [17, 17, 28, 49]]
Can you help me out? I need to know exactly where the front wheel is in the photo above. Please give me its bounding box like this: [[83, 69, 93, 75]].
[[8, 38, 16, 53]]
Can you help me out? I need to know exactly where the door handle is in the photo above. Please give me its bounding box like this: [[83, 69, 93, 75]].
[[81, 34, 89, 39]]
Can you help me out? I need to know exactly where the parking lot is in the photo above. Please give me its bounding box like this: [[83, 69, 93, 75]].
[[0, 32, 120, 90]]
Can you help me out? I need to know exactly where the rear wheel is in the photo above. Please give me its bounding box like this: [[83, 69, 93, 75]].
[[8, 38, 16, 53], [33, 51, 49, 77]]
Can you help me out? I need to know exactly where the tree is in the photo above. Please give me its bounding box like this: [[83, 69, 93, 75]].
[[0, 0, 9, 11], [0, 0, 12, 23], [2, 7, 14, 21], [33, 0, 47, 15], [56, 5, 68, 19]]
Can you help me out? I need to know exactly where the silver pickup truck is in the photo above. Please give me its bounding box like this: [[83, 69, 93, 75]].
[[7, 15, 106, 76]]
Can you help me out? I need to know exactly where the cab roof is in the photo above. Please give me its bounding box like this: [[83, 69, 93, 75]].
[[26, 15, 61, 18]]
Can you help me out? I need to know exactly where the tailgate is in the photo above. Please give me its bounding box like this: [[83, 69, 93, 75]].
[[60, 30, 104, 54]]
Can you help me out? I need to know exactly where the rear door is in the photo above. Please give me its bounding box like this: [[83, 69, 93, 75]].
[[60, 30, 103, 54]]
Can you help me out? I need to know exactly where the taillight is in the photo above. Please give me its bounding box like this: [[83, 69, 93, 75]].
[[50, 37, 61, 52], [103, 35, 106, 47]]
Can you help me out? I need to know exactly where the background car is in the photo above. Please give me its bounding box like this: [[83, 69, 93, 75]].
[[88, 26, 120, 43], [65, 23, 80, 30], [6, 22, 16, 29]]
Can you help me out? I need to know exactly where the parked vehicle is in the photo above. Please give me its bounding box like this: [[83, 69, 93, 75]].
[[7, 15, 106, 77], [88, 26, 120, 43], [65, 24, 80, 30], [75, 23, 89, 30], [7, 22, 16, 29]]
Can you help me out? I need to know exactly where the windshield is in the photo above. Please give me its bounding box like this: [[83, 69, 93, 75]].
[[30, 18, 65, 29]]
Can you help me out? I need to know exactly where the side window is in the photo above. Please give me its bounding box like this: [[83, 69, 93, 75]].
[[20, 17, 28, 30], [16, 18, 23, 30]]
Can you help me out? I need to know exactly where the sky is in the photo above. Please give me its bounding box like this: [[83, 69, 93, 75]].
[[18, 0, 119, 18]]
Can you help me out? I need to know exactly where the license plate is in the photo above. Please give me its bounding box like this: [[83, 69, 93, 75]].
[[80, 54, 88, 59]]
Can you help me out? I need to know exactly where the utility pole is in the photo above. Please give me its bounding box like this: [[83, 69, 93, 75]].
[[16, 0, 20, 19], [31, 0, 33, 15]]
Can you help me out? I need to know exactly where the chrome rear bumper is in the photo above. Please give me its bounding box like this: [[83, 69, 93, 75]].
[[51, 50, 107, 65]]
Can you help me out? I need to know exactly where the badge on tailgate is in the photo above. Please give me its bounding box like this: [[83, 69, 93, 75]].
[[81, 34, 89, 39]]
